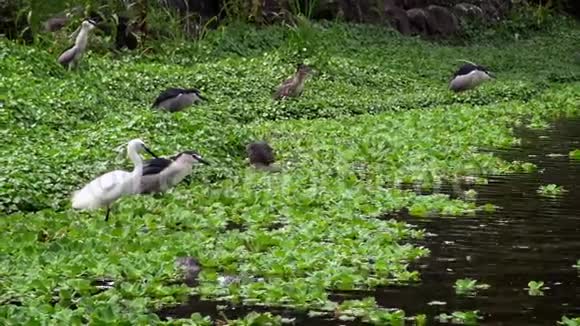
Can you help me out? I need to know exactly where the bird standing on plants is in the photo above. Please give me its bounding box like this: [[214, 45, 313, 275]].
[[449, 60, 495, 92], [139, 150, 210, 194], [273, 64, 313, 100], [246, 141, 281, 172], [152, 88, 207, 112], [57, 19, 97, 70], [71, 139, 158, 221]]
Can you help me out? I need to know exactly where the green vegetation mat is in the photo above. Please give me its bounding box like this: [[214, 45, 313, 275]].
[[1, 19, 580, 324]]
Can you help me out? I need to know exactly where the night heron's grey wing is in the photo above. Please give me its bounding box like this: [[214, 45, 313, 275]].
[[152, 88, 186, 107], [58, 45, 77, 66], [142, 157, 173, 176]]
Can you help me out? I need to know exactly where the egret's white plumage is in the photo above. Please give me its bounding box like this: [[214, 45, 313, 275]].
[[71, 139, 157, 220]]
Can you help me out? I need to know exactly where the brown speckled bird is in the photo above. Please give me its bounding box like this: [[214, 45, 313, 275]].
[[246, 141, 281, 172], [273, 64, 313, 100]]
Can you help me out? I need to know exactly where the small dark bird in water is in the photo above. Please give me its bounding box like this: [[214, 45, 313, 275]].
[[57, 19, 97, 70], [246, 141, 281, 172], [273, 64, 313, 100], [175, 256, 202, 286], [115, 16, 138, 50], [449, 60, 495, 92], [139, 150, 210, 194], [152, 88, 207, 112]]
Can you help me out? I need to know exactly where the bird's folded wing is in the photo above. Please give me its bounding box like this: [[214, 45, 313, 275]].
[[453, 64, 479, 78], [84, 170, 132, 195], [58, 46, 77, 65], [142, 158, 173, 175], [153, 88, 185, 106]]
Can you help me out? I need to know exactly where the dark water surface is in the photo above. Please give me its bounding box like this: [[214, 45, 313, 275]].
[[384, 118, 580, 325], [158, 119, 580, 325]]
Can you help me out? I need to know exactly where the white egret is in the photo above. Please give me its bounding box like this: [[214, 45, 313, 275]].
[[71, 139, 158, 221]]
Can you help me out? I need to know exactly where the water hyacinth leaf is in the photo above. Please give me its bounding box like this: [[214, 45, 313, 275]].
[[569, 149, 580, 160]]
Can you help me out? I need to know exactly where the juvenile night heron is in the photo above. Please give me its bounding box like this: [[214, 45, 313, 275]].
[[449, 60, 495, 92], [57, 19, 97, 70], [273, 64, 313, 100], [152, 88, 207, 112], [246, 141, 281, 172], [139, 150, 210, 194], [71, 139, 158, 221]]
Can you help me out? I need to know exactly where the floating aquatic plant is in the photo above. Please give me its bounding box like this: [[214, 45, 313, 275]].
[[526, 281, 549, 296], [559, 316, 580, 326], [569, 149, 580, 160], [435, 310, 482, 325], [537, 184, 568, 197], [454, 278, 491, 296]]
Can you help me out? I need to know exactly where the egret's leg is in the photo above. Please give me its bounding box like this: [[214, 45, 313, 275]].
[[105, 207, 111, 221]]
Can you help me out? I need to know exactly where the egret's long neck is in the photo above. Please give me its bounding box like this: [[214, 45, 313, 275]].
[[128, 147, 144, 176], [127, 146, 144, 194], [75, 27, 90, 50]]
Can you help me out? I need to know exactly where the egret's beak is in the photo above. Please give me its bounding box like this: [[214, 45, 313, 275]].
[[198, 94, 208, 101], [487, 72, 496, 79], [144, 146, 159, 158]]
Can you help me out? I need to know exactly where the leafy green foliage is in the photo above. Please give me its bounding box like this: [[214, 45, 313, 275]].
[[435, 311, 482, 325], [1, 17, 580, 325], [559, 316, 580, 326], [569, 149, 580, 160], [336, 298, 406, 325], [537, 184, 568, 197], [526, 281, 548, 296], [454, 278, 490, 296]]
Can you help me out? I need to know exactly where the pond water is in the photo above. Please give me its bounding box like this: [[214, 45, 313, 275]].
[[384, 118, 580, 325], [158, 118, 580, 325]]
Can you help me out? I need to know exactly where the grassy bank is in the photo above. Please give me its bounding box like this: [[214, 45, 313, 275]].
[[1, 19, 580, 324]]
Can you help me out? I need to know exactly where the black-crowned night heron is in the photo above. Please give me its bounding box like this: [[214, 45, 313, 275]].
[[273, 64, 313, 100], [152, 88, 207, 112], [449, 60, 495, 92], [139, 150, 209, 194], [246, 141, 281, 172], [57, 19, 97, 70], [71, 139, 158, 221]]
